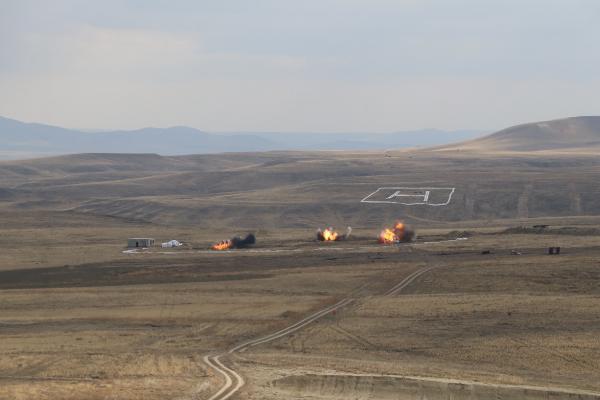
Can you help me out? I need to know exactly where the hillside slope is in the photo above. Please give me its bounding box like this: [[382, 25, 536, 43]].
[[1, 151, 600, 228], [436, 116, 600, 152]]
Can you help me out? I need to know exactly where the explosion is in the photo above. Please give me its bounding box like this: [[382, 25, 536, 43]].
[[317, 227, 352, 242], [212, 239, 233, 251], [378, 221, 414, 244], [379, 228, 397, 244], [318, 227, 339, 241], [211, 233, 256, 251]]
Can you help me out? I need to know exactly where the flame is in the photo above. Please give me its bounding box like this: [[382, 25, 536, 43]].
[[212, 240, 233, 251], [211, 233, 256, 250], [378, 220, 406, 244], [321, 227, 339, 241], [378, 228, 396, 244]]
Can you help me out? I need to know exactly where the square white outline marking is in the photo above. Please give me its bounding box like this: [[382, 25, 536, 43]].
[[361, 187, 455, 206]]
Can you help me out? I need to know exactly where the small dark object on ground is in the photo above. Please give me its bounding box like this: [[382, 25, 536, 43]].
[[231, 233, 256, 248], [511, 250, 522, 255], [548, 247, 561, 255], [481, 250, 491, 255]]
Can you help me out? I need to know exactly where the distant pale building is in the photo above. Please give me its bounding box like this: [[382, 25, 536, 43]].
[[127, 238, 155, 248]]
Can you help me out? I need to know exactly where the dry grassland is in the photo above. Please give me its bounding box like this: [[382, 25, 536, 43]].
[[1, 215, 600, 399]]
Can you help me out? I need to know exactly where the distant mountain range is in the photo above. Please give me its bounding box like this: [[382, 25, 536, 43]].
[[0, 116, 484, 160]]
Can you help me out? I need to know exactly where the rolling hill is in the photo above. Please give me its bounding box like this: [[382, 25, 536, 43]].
[[435, 116, 600, 152], [1, 116, 600, 228], [1, 150, 600, 229]]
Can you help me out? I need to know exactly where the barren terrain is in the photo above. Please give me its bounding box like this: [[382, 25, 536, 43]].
[[2, 147, 600, 399]]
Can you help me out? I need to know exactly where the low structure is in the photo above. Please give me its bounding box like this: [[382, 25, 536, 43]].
[[127, 238, 155, 248]]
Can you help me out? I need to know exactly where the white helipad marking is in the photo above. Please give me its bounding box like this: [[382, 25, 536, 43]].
[[387, 189, 430, 202], [361, 187, 455, 206]]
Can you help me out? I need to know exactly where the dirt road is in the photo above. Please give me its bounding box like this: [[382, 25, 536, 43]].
[[201, 263, 439, 399], [203, 298, 354, 400]]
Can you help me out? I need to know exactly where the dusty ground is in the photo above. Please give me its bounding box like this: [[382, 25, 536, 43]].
[[2, 149, 600, 399], [1, 210, 600, 399], [3, 151, 600, 229]]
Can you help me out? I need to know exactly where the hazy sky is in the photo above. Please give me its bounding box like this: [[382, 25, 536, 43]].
[[1, 0, 599, 132]]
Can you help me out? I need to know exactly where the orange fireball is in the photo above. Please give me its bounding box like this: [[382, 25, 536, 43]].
[[378, 220, 407, 244], [320, 227, 339, 241], [317, 226, 352, 242], [378, 228, 396, 244], [212, 240, 233, 250]]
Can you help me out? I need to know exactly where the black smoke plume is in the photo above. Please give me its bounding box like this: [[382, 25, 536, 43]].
[[230, 233, 256, 248]]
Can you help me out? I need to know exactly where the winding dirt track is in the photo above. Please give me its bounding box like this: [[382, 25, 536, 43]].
[[202, 264, 437, 399], [203, 298, 354, 400], [384, 265, 441, 296]]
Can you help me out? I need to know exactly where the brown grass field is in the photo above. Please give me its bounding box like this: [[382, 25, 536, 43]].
[[2, 149, 600, 399]]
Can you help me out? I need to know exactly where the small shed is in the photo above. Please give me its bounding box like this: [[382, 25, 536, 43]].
[[127, 238, 155, 248]]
